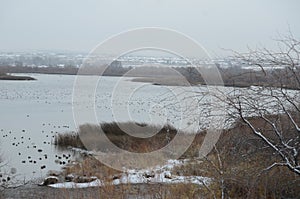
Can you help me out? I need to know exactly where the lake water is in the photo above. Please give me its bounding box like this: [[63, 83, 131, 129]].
[[1, 73, 297, 184], [0, 74, 211, 183], [0, 74, 76, 183]]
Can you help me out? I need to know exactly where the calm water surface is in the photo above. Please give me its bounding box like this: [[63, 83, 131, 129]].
[[0, 74, 205, 182], [2, 73, 293, 183]]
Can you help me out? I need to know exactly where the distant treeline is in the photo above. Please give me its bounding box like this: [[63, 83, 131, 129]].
[[0, 61, 299, 89], [0, 61, 127, 76], [177, 66, 299, 89]]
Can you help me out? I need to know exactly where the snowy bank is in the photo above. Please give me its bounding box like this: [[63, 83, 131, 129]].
[[49, 159, 210, 189]]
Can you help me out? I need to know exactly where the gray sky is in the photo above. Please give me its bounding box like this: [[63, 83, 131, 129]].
[[0, 0, 299, 57]]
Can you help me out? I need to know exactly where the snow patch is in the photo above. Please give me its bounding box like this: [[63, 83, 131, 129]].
[[49, 179, 102, 188], [49, 159, 210, 189]]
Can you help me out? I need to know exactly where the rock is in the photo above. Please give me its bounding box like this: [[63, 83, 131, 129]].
[[164, 171, 172, 179], [143, 171, 155, 178], [39, 176, 58, 186], [47, 170, 60, 177], [112, 174, 121, 180], [65, 174, 76, 182], [74, 176, 98, 183]]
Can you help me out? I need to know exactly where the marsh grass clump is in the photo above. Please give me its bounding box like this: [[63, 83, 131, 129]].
[[55, 122, 182, 153], [100, 122, 178, 153], [54, 131, 85, 149]]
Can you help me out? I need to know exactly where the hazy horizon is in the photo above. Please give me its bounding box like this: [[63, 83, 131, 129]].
[[1, 0, 300, 58]]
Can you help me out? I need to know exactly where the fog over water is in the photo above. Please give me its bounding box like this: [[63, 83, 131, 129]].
[[1, 0, 300, 56]]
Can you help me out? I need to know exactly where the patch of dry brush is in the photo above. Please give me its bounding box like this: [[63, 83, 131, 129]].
[[54, 120, 300, 198]]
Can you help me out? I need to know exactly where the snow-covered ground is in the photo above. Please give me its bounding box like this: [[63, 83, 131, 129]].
[[49, 159, 210, 189]]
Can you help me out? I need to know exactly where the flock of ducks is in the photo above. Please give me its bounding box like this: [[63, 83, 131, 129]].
[[0, 121, 73, 181], [0, 75, 190, 183]]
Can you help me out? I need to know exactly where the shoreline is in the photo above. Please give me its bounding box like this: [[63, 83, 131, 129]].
[[0, 74, 36, 81]]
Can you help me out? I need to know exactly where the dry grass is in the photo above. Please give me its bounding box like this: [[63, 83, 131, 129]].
[[54, 132, 85, 149], [54, 119, 300, 198], [62, 156, 120, 181], [55, 122, 183, 153], [171, 116, 300, 199]]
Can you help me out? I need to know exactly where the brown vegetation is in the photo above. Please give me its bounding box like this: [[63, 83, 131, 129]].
[[54, 117, 300, 198], [55, 122, 181, 153], [173, 115, 300, 198]]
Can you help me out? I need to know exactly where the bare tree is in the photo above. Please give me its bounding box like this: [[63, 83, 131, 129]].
[[223, 33, 300, 175]]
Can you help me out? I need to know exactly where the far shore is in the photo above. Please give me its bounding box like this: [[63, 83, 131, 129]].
[[131, 76, 300, 90], [0, 73, 36, 81]]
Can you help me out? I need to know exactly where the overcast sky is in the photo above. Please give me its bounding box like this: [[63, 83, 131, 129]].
[[0, 0, 299, 57]]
